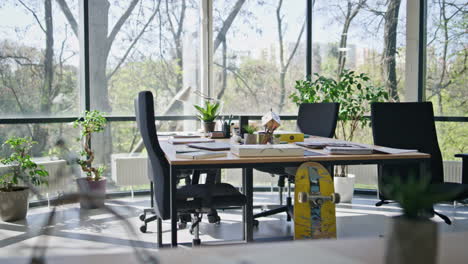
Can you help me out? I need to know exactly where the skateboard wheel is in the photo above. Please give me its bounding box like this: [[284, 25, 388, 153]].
[[332, 193, 340, 204], [298, 192, 308, 203], [140, 224, 147, 233], [139, 213, 146, 221]]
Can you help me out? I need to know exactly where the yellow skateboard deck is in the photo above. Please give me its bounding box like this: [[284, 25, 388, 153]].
[[294, 162, 339, 240]]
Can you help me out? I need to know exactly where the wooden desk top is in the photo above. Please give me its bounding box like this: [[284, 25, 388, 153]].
[[160, 136, 430, 166]]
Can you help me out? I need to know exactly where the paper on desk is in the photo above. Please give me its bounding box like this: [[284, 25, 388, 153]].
[[373, 146, 418, 154], [328, 142, 418, 154]]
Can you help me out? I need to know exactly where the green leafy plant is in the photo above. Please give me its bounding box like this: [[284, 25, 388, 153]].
[[73, 110, 107, 181], [194, 101, 220, 122], [0, 137, 49, 192], [243, 125, 257, 134], [290, 70, 388, 176], [384, 169, 460, 219]]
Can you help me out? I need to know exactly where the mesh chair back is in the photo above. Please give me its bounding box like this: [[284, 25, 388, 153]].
[[297, 103, 339, 138], [135, 91, 170, 219]]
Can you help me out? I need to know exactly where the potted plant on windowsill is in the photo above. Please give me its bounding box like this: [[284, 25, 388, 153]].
[[194, 101, 220, 133], [0, 137, 49, 222], [74, 110, 107, 209], [290, 70, 388, 202], [384, 169, 460, 264], [243, 125, 257, 144]]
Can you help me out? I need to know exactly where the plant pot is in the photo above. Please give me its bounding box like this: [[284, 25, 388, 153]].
[[0, 187, 29, 222], [76, 178, 106, 209], [334, 174, 355, 203], [257, 133, 269, 144], [385, 216, 438, 264], [203, 122, 216, 133], [244, 134, 257, 144]]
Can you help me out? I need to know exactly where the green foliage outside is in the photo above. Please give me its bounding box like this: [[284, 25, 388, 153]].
[[194, 101, 221, 122], [73, 111, 107, 181], [0, 137, 48, 192]]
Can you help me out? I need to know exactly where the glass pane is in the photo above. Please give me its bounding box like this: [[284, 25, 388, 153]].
[[90, 0, 201, 117], [426, 0, 467, 117], [436, 121, 468, 161], [213, 0, 306, 115], [0, 1, 80, 117], [0, 123, 80, 202], [312, 0, 407, 101]]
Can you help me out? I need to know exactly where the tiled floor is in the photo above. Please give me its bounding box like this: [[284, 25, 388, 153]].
[[1, 192, 468, 257]]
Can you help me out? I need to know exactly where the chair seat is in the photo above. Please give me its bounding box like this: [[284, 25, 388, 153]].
[[176, 183, 246, 210]]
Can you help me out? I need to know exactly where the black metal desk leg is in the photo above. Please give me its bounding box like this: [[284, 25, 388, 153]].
[[170, 166, 178, 247], [242, 168, 254, 242], [157, 217, 163, 248], [419, 159, 431, 181]]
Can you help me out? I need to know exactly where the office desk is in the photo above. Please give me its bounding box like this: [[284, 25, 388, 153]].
[[160, 137, 430, 247]]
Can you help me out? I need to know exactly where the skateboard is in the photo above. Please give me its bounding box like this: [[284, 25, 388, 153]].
[[294, 162, 340, 240]]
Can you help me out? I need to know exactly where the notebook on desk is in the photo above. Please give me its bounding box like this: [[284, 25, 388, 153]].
[[176, 151, 227, 160], [187, 142, 231, 151], [324, 146, 373, 155], [168, 138, 214, 145], [231, 144, 305, 157]]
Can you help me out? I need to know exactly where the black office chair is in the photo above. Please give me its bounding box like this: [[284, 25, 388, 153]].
[[371, 102, 468, 224], [135, 91, 246, 245], [254, 103, 340, 223]]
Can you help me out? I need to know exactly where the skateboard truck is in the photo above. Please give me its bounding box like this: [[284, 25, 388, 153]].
[[298, 192, 340, 206]]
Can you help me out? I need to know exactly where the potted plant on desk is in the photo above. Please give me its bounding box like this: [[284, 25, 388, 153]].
[[194, 101, 220, 133], [0, 137, 49, 221], [290, 70, 388, 202], [74, 110, 107, 209], [243, 125, 257, 144]]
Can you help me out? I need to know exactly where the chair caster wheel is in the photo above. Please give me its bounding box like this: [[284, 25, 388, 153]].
[[253, 220, 259, 227], [178, 222, 187, 229], [192, 238, 201, 246], [139, 213, 146, 221], [208, 214, 221, 224], [140, 225, 147, 233]]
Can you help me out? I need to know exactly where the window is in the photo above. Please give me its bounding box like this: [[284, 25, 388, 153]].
[[426, 0, 467, 117], [311, 0, 407, 101], [213, 0, 306, 115], [0, 1, 79, 117], [89, 0, 201, 117], [0, 1, 466, 197]]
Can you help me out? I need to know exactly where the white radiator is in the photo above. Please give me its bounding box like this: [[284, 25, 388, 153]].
[[111, 153, 149, 186], [443, 161, 463, 183]]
